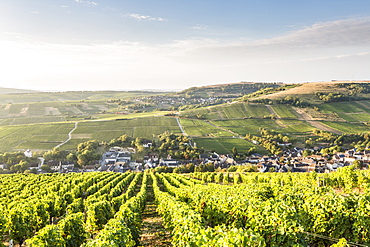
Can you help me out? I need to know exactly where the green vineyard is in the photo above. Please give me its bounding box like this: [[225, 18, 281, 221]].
[[1, 168, 370, 246]]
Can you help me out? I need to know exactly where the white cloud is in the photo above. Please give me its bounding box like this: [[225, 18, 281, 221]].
[[74, 0, 98, 6], [30, 11, 39, 14], [190, 24, 208, 30], [123, 13, 166, 22], [1, 17, 369, 91], [265, 17, 370, 48]]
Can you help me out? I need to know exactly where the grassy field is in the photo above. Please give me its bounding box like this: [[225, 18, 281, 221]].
[[271, 105, 298, 118], [0, 83, 369, 154], [210, 119, 279, 136], [320, 121, 370, 134], [179, 119, 234, 137], [0, 91, 167, 104], [319, 101, 365, 114], [275, 119, 315, 134], [0, 123, 74, 152], [180, 103, 271, 120], [71, 117, 181, 143], [0, 116, 181, 152], [348, 113, 370, 122], [193, 137, 267, 154], [336, 112, 360, 122]]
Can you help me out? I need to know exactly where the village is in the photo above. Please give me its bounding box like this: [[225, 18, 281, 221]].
[[5, 142, 367, 174]]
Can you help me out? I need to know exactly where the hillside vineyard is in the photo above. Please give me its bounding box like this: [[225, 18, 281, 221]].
[[1, 169, 370, 246]]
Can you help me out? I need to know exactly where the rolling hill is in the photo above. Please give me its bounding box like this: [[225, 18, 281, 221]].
[[0, 81, 368, 154], [0, 87, 39, 94]]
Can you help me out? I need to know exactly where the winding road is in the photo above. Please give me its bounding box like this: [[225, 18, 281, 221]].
[[55, 122, 79, 148]]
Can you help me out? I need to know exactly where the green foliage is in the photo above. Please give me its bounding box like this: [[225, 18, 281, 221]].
[[0, 208, 5, 244], [82, 218, 135, 247], [58, 213, 87, 247], [275, 96, 311, 107], [157, 131, 201, 159], [76, 140, 101, 167], [86, 201, 114, 233], [26, 225, 65, 247], [7, 205, 36, 246]]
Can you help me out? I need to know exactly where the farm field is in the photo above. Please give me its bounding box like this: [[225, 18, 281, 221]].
[[0, 83, 369, 154], [0, 91, 165, 104], [1, 170, 370, 246], [180, 102, 271, 120], [275, 119, 315, 134], [192, 137, 265, 154], [0, 123, 74, 152], [0, 116, 181, 152], [320, 121, 370, 134], [210, 119, 279, 136], [65, 117, 181, 149], [318, 101, 370, 114], [179, 118, 234, 137], [270, 105, 299, 118]]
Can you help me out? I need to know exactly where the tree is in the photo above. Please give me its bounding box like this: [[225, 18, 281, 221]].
[[43, 148, 67, 161], [66, 152, 77, 163], [41, 164, 52, 173], [10, 160, 29, 173], [302, 149, 313, 157], [77, 150, 99, 167], [353, 160, 362, 169]]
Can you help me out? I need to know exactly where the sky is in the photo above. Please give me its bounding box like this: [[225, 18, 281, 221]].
[[1, 0, 370, 91]]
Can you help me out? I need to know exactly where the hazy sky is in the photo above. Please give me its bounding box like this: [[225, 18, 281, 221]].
[[1, 0, 370, 91]]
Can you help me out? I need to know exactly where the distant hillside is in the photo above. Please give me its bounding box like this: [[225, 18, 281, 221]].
[[0, 87, 39, 94], [176, 81, 283, 98], [250, 80, 370, 104]]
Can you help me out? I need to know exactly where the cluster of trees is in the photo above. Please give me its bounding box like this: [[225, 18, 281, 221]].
[[245, 135, 282, 155], [244, 128, 292, 155], [354, 133, 370, 151], [248, 98, 273, 105], [0, 152, 40, 173], [315, 92, 356, 103], [42, 140, 101, 168], [275, 96, 311, 107], [336, 83, 370, 94], [157, 132, 202, 159], [248, 95, 310, 108], [312, 129, 370, 153], [241, 84, 299, 102], [230, 146, 257, 160]]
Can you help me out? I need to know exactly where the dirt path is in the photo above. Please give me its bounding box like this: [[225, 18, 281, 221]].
[[55, 122, 79, 148], [265, 105, 279, 118], [139, 176, 171, 247], [176, 117, 187, 136], [293, 107, 342, 135]]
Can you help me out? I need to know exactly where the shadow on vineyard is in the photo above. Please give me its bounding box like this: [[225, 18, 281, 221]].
[[139, 176, 172, 247]]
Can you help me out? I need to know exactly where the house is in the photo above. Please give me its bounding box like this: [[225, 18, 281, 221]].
[[147, 153, 159, 162], [83, 165, 96, 172], [116, 153, 131, 163], [160, 159, 179, 167], [24, 149, 32, 158], [142, 140, 153, 148], [199, 154, 209, 161]]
